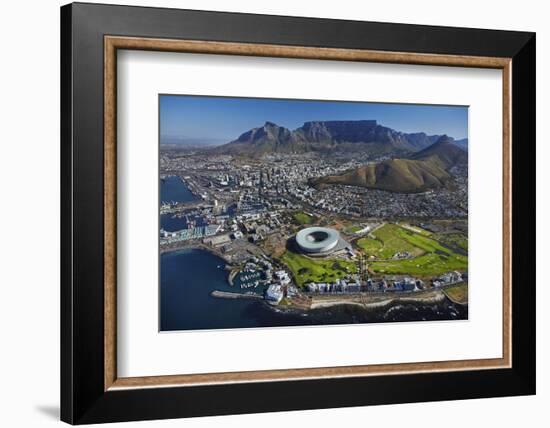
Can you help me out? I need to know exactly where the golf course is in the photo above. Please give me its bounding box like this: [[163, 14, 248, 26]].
[[358, 223, 467, 277]]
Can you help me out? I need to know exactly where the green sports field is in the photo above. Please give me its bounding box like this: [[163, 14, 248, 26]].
[[356, 224, 425, 258], [358, 223, 467, 277], [280, 250, 357, 287]]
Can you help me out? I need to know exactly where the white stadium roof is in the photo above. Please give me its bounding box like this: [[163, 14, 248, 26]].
[[296, 227, 340, 254]]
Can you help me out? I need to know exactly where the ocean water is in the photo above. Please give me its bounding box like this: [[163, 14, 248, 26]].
[[160, 248, 468, 332], [160, 248, 266, 330], [160, 175, 198, 204], [160, 176, 198, 232]]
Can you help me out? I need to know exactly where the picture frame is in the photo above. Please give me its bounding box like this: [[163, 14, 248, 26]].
[[61, 2, 535, 424]]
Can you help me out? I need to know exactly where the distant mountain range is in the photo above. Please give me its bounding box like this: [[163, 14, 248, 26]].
[[311, 135, 468, 193], [214, 120, 462, 156], [207, 119, 468, 193], [161, 136, 227, 147], [453, 138, 468, 151]]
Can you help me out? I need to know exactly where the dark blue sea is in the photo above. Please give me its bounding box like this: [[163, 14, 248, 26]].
[[161, 175, 198, 204], [160, 248, 468, 332], [160, 176, 199, 231]]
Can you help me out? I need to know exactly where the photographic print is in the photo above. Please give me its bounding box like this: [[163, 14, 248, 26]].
[[159, 95, 469, 331]]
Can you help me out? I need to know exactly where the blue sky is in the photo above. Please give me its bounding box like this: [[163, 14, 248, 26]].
[[160, 94, 468, 144]]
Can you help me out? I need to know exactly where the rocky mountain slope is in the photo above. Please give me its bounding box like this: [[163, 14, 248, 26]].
[[311, 135, 467, 193], [215, 120, 443, 156]]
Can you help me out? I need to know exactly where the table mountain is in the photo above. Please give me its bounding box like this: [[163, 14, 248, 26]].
[[215, 120, 443, 156]]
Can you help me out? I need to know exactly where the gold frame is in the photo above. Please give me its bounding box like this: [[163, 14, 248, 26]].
[[104, 36, 512, 391]]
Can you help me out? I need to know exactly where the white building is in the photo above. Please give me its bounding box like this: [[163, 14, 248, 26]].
[[265, 284, 284, 304]]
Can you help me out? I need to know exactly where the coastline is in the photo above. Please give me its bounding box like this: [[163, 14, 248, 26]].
[[160, 241, 231, 262], [209, 286, 461, 314], [306, 289, 447, 310], [161, 244, 243, 287], [162, 244, 467, 318]]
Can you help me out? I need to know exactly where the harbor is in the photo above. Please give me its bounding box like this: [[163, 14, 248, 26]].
[[161, 247, 467, 331]]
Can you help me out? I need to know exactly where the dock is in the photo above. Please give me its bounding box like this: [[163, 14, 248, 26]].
[[210, 290, 263, 300]]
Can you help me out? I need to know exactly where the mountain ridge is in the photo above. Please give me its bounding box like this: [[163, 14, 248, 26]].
[[214, 120, 448, 156], [310, 135, 467, 193]]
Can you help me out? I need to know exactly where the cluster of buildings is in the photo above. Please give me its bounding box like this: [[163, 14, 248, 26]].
[[432, 271, 464, 287], [265, 271, 299, 304], [231, 211, 281, 242], [160, 224, 221, 244], [160, 147, 468, 306], [305, 271, 466, 296], [307, 279, 363, 294], [161, 144, 468, 224], [308, 183, 467, 219]]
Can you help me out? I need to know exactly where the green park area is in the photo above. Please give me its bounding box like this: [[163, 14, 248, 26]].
[[433, 233, 468, 252], [280, 250, 357, 287], [370, 252, 467, 277], [344, 224, 363, 234], [356, 224, 426, 258], [292, 211, 315, 225], [357, 223, 467, 277]]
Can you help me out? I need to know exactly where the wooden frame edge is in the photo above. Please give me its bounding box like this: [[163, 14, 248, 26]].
[[110, 357, 508, 390], [104, 36, 117, 390], [105, 35, 511, 68], [103, 35, 513, 391], [502, 61, 513, 369]]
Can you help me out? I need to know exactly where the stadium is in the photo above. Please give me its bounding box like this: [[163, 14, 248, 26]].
[[296, 227, 353, 257]]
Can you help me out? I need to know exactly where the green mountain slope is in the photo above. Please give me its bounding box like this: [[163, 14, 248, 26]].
[[311, 136, 467, 193]]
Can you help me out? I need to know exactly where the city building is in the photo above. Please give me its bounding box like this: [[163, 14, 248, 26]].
[[265, 284, 284, 304]]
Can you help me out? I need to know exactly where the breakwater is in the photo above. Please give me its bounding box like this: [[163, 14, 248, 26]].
[[211, 290, 263, 300]]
